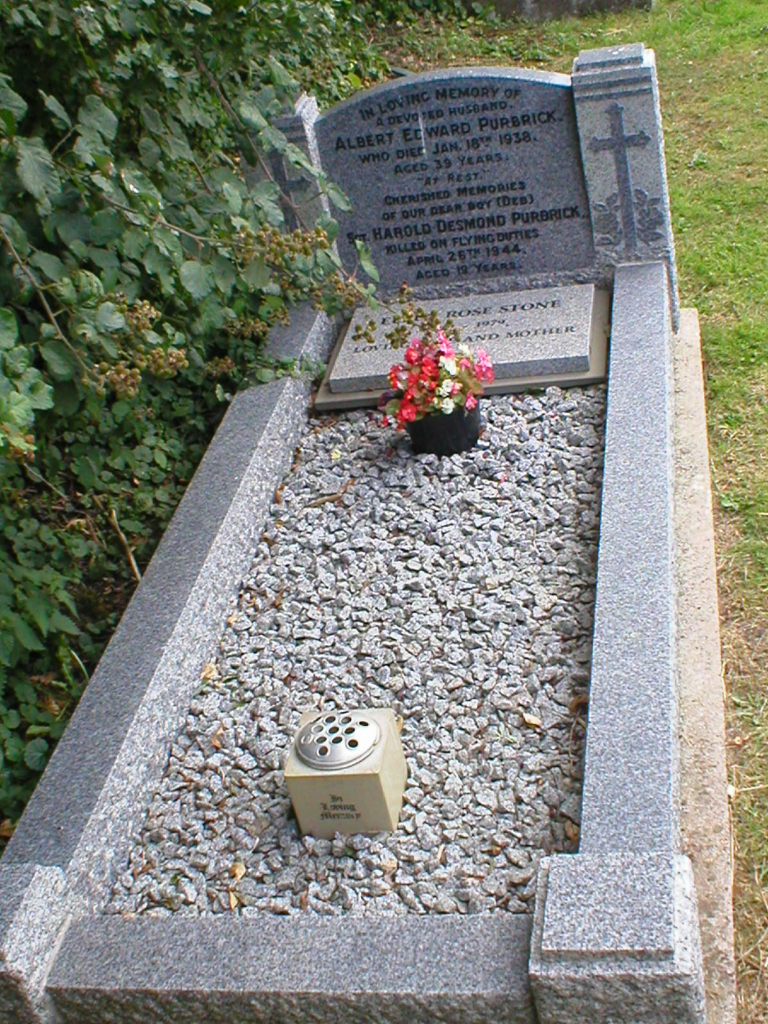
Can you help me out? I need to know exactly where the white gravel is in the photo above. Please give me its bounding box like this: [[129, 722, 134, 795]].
[[108, 386, 605, 919]]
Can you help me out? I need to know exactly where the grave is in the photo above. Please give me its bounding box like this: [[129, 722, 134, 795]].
[[0, 44, 733, 1024]]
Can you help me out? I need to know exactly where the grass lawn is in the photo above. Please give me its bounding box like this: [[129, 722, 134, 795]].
[[362, 0, 767, 1018]]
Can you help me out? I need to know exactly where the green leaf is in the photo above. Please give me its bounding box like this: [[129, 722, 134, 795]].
[[237, 100, 268, 131], [77, 95, 118, 142], [0, 309, 18, 350], [25, 725, 51, 738], [326, 182, 352, 213], [188, 0, 212, 13], [222, 182, 242, 214], [0, 214, 29, 257], [0, 76, 27, 123], [52, 381, 80, 414], [355, 241, 380, 283], [317, 213, 339, 243], [212, 254, 236, 296], [24, 597, 49, 636], [284, 143, 317, 176], [96, 302, 126, 332], [21, 370, 54, 410], [30, 251, 66, 282], [179, 260, 214, 300], [40, 91, 71, 129], [49, 611, 79, 635], [16, 138, 60, 206], [267, 57, 296, 90], [40, 341, 77, 381], [4, 735, 24, 763], [249, 180, 283, 225], [23, 737, 49, 772], [3, 345, 31, 376], [2, 710, 20, 730], [10, 614, 43, 651], [260, 125, 287, 154], [241, 258, 271, 291], [0, 110, 15, 137]]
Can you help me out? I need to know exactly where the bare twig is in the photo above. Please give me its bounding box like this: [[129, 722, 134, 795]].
[[190, 153, 214, 195], [305, 480, 353, 508], [0, 221, 91, 377], [108, 507, 141, 584], [102, 196, 216, 247]]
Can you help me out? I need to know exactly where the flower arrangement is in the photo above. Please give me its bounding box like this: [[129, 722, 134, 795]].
[[380, 328, 495, 429]]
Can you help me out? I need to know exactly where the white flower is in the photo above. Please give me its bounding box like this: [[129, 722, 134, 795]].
[[440, 356, 457, 375], [438, 378, 453, 397], [441, 398, 455, 414], [457, 343, 472, 357]]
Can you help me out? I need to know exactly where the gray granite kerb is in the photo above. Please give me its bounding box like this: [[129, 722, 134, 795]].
[[529, 262, 705, 1023]]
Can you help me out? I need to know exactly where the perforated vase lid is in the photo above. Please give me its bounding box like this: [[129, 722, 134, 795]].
[[295, 710, 381, 771]]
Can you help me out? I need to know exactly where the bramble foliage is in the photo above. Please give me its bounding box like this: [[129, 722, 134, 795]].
[[0, 0, 396, 823]]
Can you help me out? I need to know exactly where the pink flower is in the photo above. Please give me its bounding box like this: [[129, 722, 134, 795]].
[[459, 357, 471, 370], [475, 349, 495, 383], [450, 381, 461, 396], [465, 393, 478, 410], [437, 328, 455, 359]]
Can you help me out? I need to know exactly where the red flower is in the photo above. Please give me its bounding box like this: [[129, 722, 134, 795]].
[[400, 400, 417, 422]]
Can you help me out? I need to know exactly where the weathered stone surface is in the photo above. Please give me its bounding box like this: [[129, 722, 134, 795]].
[[576, 261, 677, 855], [572, 44, 679, 325], [673, 309, 736, 1024], [314, 68, 596, 292], [48, 915, 535, 1024], [0, 865, 68, 1024], [529, 264, 705, 1023], [329, 283, 595, 393], [530, 854, 705, 1024]]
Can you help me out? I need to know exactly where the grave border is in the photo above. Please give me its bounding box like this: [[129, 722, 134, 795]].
[[0, 283, 724, 1024]]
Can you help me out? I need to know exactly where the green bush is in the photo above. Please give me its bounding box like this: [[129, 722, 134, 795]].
[[0, 0, 392, 823]]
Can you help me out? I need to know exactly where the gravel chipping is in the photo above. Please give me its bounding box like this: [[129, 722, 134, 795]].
[[108, 386, 605, 919]]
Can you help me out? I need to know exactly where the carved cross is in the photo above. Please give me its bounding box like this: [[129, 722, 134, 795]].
[[589, 102, 650, 252]]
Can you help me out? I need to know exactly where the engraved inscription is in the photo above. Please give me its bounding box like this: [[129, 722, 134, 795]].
[[315, 72, 595, 289], [320, 794, 361, 822], [329, 283, 595, 394]]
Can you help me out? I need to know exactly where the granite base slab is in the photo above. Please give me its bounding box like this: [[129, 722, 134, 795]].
[[315, 288, 609, 411], [329, 283, 599, 394]]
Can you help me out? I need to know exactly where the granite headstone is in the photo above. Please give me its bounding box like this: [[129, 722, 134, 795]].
[[314, 68, 596, 292]]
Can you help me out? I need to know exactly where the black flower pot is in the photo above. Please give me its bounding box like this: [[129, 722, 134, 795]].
[[405, 403, 481, 456]]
